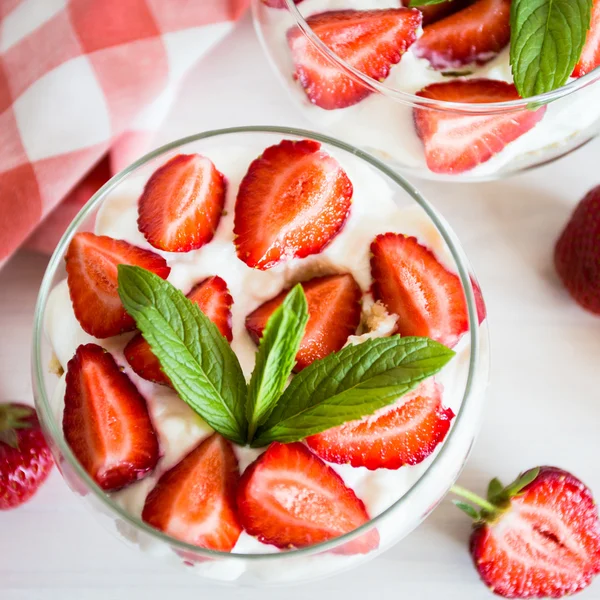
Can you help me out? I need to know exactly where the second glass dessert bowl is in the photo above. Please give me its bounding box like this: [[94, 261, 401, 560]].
[[33, 126, 489, 585], [253, 0, 600, 182]]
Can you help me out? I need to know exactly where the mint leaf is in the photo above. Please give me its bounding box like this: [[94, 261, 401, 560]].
[[118, 265, 247, 444], [510, 0, 593, 97], [409, 0, 451, 5], [246, 284, 308, 442], [252, 336, 454, 447]]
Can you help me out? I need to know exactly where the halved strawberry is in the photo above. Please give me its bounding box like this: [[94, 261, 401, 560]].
[[245, 273, 361, 370], [125, 275, 233, 385], [403, 0, 471, 26], [307, 379, 453, 470], [455, 467, 600, 598], [63, 344, 159, 491], [234, 140, 353, 270], [138, 154, 226, 252], [370, 233, 485, 348], [414, 0, 511, 69], [65, 233, 170, 338], [237, 442, 379, 553], [142, 434, 242, 552], [574, 0, 600, 77], [414, 79, 547, 174], [287, 9, 421, 110]]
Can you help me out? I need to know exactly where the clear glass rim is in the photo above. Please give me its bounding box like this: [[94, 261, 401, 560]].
[[32, 125, 483, 562], [275, 0, 600, 114]]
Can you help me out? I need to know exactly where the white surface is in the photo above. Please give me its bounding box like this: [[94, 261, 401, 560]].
[[1, 12, 600, 599]]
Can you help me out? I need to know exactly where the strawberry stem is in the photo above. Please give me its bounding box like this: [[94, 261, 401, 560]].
[[450, 485, 497, 514]]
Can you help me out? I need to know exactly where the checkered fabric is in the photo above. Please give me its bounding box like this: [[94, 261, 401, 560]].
[[0, 0, 249, 267]]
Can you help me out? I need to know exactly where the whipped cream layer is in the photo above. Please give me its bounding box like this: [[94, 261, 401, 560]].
[[45, 140, 474, 579], [259, 0, 600, 177]]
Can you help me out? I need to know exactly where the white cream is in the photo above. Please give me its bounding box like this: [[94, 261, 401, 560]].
[[258, 0, 600, 178], [45, 140, 477, 581]]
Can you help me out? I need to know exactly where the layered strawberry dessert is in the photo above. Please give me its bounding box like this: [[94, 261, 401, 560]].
[[256, 0, 600, 177], [44, 135, 485, 581]]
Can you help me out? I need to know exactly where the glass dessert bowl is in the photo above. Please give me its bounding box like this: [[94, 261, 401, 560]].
[[32, 126, 490, 585], [252, 0, 600, 182]]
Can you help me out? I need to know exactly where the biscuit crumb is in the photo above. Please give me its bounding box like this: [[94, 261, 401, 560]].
[[48, 353, 64, 377]]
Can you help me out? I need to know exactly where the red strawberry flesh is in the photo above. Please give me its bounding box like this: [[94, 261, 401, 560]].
[[287, 9, 422, 109], [138, 153, 226, 252], [414, 79, 547, 174], [237, 442, 379, 552], [307, 379, 453, 470], [471, 467, 600, 598], [245, 273, 361, 370], [234, 139, 353, 270], [125, 275, 234, 385], [414, 0, 511, 69], [406, 0, 471, 26], [142, 434, 242, 552], [554, 185, 600, 314], [370, 233, 485, 348], [65, 233, 170, 338], [573, 0, 600, 77], [63, 344, 160, 491]]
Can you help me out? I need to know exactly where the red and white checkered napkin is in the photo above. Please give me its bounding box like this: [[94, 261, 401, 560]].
[[0, 0, 249, 268]]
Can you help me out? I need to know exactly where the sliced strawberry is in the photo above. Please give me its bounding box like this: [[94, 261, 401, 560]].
[[234, 140, 353, 270], [459, 467, 600, 598], [245, 273, 361, 371], [125, 275, 233, 385], [287, 9, 421, 109], [414, 0, 511, 69], [307, 379, 453, 470], [574, 0, 600, 77], [414, 79, 547, 174], [138, 154, 226, 252], [63, 344, 159, 491], [142, 434, 242, 552], [403, 0, 471, 26], [237, 442, 379, 553], [65, 233, 170, 339], [370, 233, 485, 348]]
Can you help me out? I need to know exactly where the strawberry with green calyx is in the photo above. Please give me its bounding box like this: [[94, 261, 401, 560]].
[[0, 403, 53, 510], [452, 467, 600, 598]]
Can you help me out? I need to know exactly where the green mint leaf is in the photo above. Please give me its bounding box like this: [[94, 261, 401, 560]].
[[252, 336, 454, 447], [510, 0, 593, 97], [453, 500, 480, 520], [246, 284, 308, 442], [442, 70, 474, 77], [487, 477, 504, 502], [409, 0, 451, 5], [117, 265, 248, 444]]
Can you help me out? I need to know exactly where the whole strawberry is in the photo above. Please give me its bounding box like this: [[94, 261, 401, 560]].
[[0, 403, 53, 509], [453, 467, 600, 598], [555, 186, 600, 314]]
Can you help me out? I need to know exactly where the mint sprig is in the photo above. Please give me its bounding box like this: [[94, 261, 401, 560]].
[[118, 267, 455, 448], [510, 0, 592, 97], [118, 265, 248, 444], [410, 0, 594, 97], [246, 284, 308, 442], [252, 336, 454, 447]]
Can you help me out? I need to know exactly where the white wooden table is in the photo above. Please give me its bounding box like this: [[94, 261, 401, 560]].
[[1, 13, 600, 600]]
